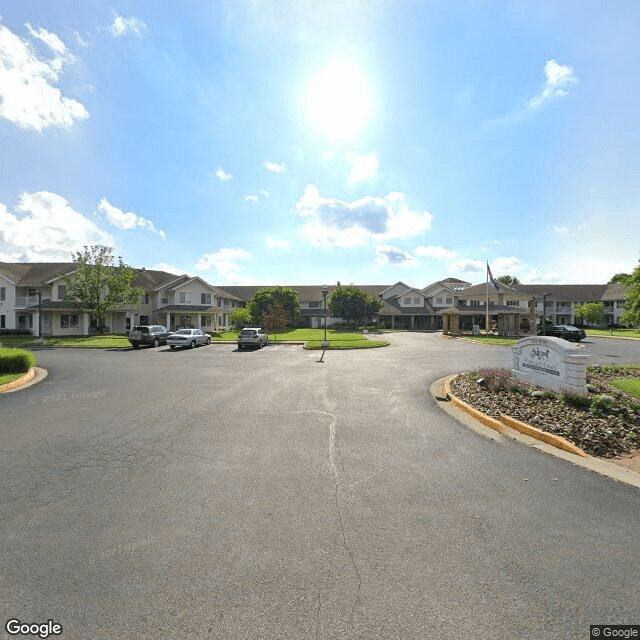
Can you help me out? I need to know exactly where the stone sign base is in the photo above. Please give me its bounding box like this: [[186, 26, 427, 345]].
[[512, 336, 588, 393]]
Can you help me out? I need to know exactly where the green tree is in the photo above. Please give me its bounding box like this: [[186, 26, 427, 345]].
[[575, 302, 606, 325], [263, 303, 289, 341], [609, 272, 631, 285], [248, 286, 300, 325], [229, 307, 252, 330], [496, 275, 521, 286], [64, 245, 143, 331], [328, 285, 383, 326], [620, 262, 640, 326]]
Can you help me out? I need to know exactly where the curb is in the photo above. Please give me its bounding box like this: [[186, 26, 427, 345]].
[[0, 368, 35, 393], [443, 376, 588, 456], [435, 375, 640, 489]]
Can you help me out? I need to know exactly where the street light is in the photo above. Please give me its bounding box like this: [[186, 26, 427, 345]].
[[542, 292, 550, 335], [322, 285, 329, 347]]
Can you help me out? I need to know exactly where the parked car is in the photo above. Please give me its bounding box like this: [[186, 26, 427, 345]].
[[167, 328, 211, 350], [237, 327, 268, 350], [129, 325, 171, 348], [538, 325, 586, 342]]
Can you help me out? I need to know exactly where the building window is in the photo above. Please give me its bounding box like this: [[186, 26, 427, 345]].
[[61, 314, 79, 328], [435, 297, 443, 305], [446, 297, 452, 304], [143, 293, 150, 304], [413, 297, 421, 305], [403, 297, 411, 305], [309, 301, 319, 308], [0, 315, 4, 328], [1, 287, 6, 301], [28, 288, 37, 296], [179, 292, 192, 304], [140, 315, 149, 324], [161, 296, 168, 305], [58, 284, 66, 300], [201, 293, 212, 305], [201, 316, 212, 327]]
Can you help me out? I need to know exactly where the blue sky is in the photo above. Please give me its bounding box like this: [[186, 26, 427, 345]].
[[1, 1, 639, 286]]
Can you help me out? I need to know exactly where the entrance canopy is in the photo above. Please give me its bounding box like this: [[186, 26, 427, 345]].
[[438, 303, 530, 337]]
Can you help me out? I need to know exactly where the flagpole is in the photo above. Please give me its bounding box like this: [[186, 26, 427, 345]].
[[485, 262, 489, 335]]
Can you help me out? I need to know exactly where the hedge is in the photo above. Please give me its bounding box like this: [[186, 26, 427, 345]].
[[0, 329, 33, 336], [0, 348, 37, 373]]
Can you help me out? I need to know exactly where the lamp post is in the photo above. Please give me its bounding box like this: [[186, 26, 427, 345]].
[[322, 285, 328, 348], [542, 292, 550, 335]]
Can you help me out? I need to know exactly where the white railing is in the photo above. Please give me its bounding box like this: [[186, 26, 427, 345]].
[[14, 296, 41, 308]]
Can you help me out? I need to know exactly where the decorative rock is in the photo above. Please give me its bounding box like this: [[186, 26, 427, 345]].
[[586, 384, 598, 393], [600, 395, 615, 403], [477, 378, 486, 387], [530, 390, 544, 398]]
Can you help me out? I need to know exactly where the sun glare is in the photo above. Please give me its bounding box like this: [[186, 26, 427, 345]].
[[306, 59, 373, 142]]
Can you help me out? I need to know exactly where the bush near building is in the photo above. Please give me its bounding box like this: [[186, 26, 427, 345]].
[[0, 348, 37, 373]]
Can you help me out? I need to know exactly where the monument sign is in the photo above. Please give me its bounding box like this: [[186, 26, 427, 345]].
[[512, 336, 588, 393]]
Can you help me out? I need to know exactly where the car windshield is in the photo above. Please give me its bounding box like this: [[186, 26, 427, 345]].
[[175, 329, 192, 335], [132, 326, 148, 333]]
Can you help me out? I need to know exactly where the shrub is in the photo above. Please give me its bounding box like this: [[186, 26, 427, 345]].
[[589, 394, 617, 416], [476, 368, 511, 391], [558, 390, 591, 409], [0, 329, 33, 336], [0, 348, 37, 373]]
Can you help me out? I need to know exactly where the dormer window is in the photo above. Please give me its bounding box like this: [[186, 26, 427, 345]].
[[201, 293, 212, 305]]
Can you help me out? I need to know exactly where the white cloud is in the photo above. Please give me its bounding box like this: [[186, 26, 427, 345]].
[[375, 244, 417, 267], [97, 197, 166, 239], [216, 167, 233, 181], [111, 13, 148, 39], [523, 268, 560, 283], [244, 195, 259, 203], [347, 151, 379, 184], [265, 161, 286, 173], [260, 189, 270, 198], [266, 237, 292, 250], [0, 20, 89, 131], [413, 245, 456, 260], [296, 185, 433, 248], [321, 151, 335, 160], [549, 225, 569, 234], [0, 191, 114, 261], [528, 59, 577, 109], [448, 258, 485, 275], [492, 256, 527, 274], [145, 262, 196, 277], [195, 248, 251, 282]]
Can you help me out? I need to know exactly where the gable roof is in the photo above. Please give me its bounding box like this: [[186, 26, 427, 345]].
[[0, 262, 76, 285], [218, 284, 388, 303]]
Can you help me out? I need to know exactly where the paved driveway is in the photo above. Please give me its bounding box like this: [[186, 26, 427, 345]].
[[1, 333, 639, 639]]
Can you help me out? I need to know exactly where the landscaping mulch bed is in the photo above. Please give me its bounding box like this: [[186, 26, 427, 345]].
[[448, 365, 640, 460]]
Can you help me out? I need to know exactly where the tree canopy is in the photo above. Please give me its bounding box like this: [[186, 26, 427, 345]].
[[229, 307, 252, 329], [496, 275, 521, 286], [262, 303, 289, 340], [248, 286, 300, 325], [575, 302, 605, 325], [609, 272, 631, 285], [620, 262, 640, 326], [64, 245, 143, 329], [328, 285, 383, 326]]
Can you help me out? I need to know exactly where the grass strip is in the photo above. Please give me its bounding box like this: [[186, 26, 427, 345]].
[[610, 378, 640, 399]]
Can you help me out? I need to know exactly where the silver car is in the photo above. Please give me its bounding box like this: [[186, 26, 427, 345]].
[[237, 327, 268, 350], [167, 328, 211, 350]]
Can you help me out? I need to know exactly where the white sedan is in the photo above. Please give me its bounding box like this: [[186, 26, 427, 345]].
[[167, 328, 211, 350]]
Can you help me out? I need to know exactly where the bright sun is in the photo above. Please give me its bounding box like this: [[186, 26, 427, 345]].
[[306, 59, 372, 142]]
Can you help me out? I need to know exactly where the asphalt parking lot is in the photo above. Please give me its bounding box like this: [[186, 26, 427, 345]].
[[1, 333, 639, 639]]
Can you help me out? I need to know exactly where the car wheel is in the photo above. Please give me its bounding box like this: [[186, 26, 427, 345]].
[[153, 338, 160, 347], [190, 340, 196, 349], [170, 345, 176, 350], [206, 337, 211, 345], [132, 342, 139, 349], [238, 344, 243, 350]]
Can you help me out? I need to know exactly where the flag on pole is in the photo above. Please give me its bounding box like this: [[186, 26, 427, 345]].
[[487, 262, 502, 293]]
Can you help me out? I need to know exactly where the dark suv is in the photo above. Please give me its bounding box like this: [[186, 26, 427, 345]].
[[129, 325, 171, 348], [538, 325, 586, 342]]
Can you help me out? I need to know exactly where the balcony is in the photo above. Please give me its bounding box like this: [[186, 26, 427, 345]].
[[14, 296, 41, 308]]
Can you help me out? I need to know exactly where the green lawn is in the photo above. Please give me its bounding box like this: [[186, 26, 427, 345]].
[[0, 335, 130, 348], [586, 328, 640, 339], [0, 372, 25, 385], [610, 378, 640, 398], [211, 328, 388, 349]]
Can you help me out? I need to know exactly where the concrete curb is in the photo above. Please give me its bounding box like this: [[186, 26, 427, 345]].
[[433, 375, 640, 489], [0, 368, 35, 392], [0, 366, 48, 393]]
